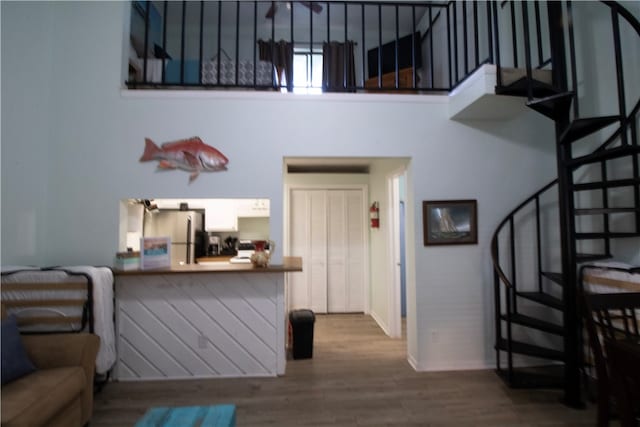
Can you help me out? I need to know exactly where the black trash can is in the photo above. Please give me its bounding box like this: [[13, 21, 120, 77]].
[[289, 309, 315, 359]]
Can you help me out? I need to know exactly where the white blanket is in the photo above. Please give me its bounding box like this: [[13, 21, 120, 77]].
[[54, 266, 115, 375]]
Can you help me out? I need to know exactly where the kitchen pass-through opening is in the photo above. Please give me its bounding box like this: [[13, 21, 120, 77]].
[[117, 198, 271, 267]]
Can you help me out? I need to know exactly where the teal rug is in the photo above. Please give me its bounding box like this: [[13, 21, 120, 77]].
[[134, 404, 236, 427]]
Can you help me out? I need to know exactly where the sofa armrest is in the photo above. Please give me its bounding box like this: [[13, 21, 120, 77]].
[[22, 333, 100, 371], [21, 333, 100, 425]]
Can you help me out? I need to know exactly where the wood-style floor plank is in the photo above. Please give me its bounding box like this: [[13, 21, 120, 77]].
[[92, 314, 597, 426]]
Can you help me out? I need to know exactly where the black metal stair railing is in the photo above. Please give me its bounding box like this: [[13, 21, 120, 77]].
[[127, 0, 505, 93], [127, 1, 580, 96], [130, 1, 459, 91], [491, 179, 564, 388], [491, 0, 640, 406]]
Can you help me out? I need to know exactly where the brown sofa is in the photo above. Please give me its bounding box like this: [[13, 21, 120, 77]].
[[1, 307, 100, 427]]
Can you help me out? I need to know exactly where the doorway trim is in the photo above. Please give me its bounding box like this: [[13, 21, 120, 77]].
[[386, 168, 407, 338]]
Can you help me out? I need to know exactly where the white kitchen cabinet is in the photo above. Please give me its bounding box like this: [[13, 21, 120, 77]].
[[236, 199, 270, 217], [204, 199, 238, 231], [288, 189, 365, 313]]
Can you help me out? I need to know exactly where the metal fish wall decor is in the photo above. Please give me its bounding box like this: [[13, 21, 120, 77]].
[[139, 136, 228, 183]]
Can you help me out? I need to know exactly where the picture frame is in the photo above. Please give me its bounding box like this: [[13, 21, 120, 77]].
[[423, 199, 478, 246], [140, 236, 171, 269]]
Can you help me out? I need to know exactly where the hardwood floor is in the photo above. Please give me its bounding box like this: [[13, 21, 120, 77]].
[[92, 314, 597, 426]]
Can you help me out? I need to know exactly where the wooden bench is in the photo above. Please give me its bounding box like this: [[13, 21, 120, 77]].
[[134, 405, 236, 427]]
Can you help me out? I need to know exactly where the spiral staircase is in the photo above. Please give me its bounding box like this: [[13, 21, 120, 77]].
[[490, 1, 640, 406]]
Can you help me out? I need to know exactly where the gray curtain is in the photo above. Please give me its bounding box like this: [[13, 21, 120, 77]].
[[258, 39, 293, 92], [322, 41, 356, 92]]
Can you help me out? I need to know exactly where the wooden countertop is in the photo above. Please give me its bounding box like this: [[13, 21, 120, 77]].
[[113, 256, 302, 276], [196, 255, 233, 262]]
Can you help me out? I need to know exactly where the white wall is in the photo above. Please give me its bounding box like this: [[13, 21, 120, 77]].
[[367, 158, 410, 334], [1, 2, 54, 264], [1, 1, 559, 371]]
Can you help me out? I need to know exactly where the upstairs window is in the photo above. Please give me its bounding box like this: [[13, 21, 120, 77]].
[[293, 48, 323, 94]]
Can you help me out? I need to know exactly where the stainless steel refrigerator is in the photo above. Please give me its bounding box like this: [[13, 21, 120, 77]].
[[143, 211, 203, 265]]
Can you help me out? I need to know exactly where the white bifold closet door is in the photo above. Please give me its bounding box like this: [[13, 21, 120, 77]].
[[289, 189, 365, 313]]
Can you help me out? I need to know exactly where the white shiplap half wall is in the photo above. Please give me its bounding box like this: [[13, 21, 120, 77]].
[[116, 272, 284, 380]]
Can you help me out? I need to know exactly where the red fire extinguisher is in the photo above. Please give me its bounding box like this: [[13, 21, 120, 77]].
[[370, 202, 380, 228]]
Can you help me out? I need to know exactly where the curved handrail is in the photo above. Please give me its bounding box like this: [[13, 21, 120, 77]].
[[604, 1, 640, 36], [595, 100, 640, 153], [593, 1, 640, 153], [490, 179, 557, 289]]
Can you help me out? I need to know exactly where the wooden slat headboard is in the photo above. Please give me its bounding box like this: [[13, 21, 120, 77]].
[[583, 273, 640, 292], [1, 270, 92, 333]]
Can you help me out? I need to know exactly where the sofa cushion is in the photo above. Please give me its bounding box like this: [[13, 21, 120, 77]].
[[1, 315, 36, 385], [45, 397, 82, 427], [1, 366, 85, 426]]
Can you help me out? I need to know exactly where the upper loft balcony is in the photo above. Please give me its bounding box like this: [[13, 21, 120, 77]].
[[126, 0, 499, 94], [130, 0, 632, 124]]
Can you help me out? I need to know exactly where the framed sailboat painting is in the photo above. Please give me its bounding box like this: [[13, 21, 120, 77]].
[[423, 200, 477, 245]]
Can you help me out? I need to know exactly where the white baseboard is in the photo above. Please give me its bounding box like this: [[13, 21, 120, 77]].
[[369, 310, 391, 337], [411, 359, 494, 372]]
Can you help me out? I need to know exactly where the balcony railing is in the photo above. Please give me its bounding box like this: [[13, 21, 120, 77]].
[[126, 1, 550, 94]]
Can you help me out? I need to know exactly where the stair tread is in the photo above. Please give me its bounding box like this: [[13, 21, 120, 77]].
[[496, 338, 564, 360], [526, 91, 574, 120], [499, 67, 553, 86], [541, 271, 564, 286], [569, 145, 640, 168], [559, 115, 621, 145], [576, 253, 612, 263], [573, 178, 640, 191], [575, 207, 640, 215], [576, 232, 640, 239], [496, 365, 564, 389], [495, 77, 558, 98], [502, 312, 565, 335], [517, 291, 564, 310]]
